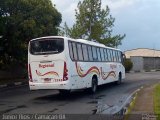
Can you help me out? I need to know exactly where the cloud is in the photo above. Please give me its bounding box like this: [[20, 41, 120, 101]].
[[117, 1, 160, 51], [52, 0, 160, 51], [52, 0, 141, 26], [52, 0, 79, 27], [102, 0, 141, 14]]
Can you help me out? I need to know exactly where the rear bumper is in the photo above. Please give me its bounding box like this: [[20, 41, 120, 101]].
[[29, 81, 70, 90]]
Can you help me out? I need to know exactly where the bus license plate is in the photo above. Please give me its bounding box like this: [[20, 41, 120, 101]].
[[44, 78, 51, 82]]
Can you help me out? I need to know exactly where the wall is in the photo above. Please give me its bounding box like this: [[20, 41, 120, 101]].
[[143, 57, 160, 70], [130, 56, 143, 72], [130, 56, 160, 72]]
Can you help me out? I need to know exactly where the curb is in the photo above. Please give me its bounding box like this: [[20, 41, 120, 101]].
[[129, 70, 160, 73], [120, 86, 144, 115], [91, 86, 144, 115], [0, 81, 28, 89], [101, 86, 143, 115]]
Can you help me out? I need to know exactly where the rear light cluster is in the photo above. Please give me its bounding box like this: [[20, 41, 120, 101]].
[[63, 62, 68, 81], [28, 64, 33, 82]]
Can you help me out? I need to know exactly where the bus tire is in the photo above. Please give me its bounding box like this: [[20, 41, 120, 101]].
[[116, 73, 122, 85], [90, 77, 98, 94]]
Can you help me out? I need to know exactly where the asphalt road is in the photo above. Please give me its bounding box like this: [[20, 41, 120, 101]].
[[0, 72, 160, 114]]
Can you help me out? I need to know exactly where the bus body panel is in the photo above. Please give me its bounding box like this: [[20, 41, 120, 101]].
[[68, 61, 125, 89], [30, 60, 64, 83], [28, 37, 71, 90]]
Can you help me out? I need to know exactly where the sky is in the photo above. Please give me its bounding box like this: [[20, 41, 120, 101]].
[[52, 0, 160, 51]]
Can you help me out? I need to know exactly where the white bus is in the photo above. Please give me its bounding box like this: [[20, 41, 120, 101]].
[[28, 36, 125, 93]]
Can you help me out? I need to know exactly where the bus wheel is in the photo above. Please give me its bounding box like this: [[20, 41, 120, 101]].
[[90, 77, 98, 94], [59, 90, 70, 95], [116, 73, 122, 85]]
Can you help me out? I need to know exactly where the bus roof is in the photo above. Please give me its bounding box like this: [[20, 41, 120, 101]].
[[30, 36, 67, 41], [30, 36, 122, 52]]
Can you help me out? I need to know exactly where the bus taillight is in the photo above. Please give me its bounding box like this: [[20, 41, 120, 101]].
[[63, 62, 68, 81], [28, 64, 33, 82]]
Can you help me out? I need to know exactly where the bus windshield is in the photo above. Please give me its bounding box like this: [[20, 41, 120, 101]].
[[30, 38, 64, 55]]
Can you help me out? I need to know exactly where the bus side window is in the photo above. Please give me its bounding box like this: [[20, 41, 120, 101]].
[[92, 46, 98, 61], [97, 47, 101, 61], [77, 43, 84, 61], [100, 48, 105, 61], [82, 44, 89, 61], [113, 50, 116, 62], [88, 45, 93, 61], [115, 51, 118, 62], [104, 49, 107, 62], [106, 49, 109, 61], [72, 42, 78, 61], [109, 49, 113, 62], [112, 50, 115, 62], [68, 41, 74, 60], [116, 51, 120, 62]]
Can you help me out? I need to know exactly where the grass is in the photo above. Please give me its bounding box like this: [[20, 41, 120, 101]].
[[154, 84, 160, 119]]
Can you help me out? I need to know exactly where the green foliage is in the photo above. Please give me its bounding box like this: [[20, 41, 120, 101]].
[[0, 0, 61, 69], [124, 59, 133, 72], [60, 0, 125, 47]]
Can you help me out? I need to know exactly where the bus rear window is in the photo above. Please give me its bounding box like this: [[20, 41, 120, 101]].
[[30, 38, 64, 55]]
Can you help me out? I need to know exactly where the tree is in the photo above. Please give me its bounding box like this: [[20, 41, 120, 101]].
[[124, 59, 133, 72], [0, 0, 61, 69], [61, 0, 125, 47]]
